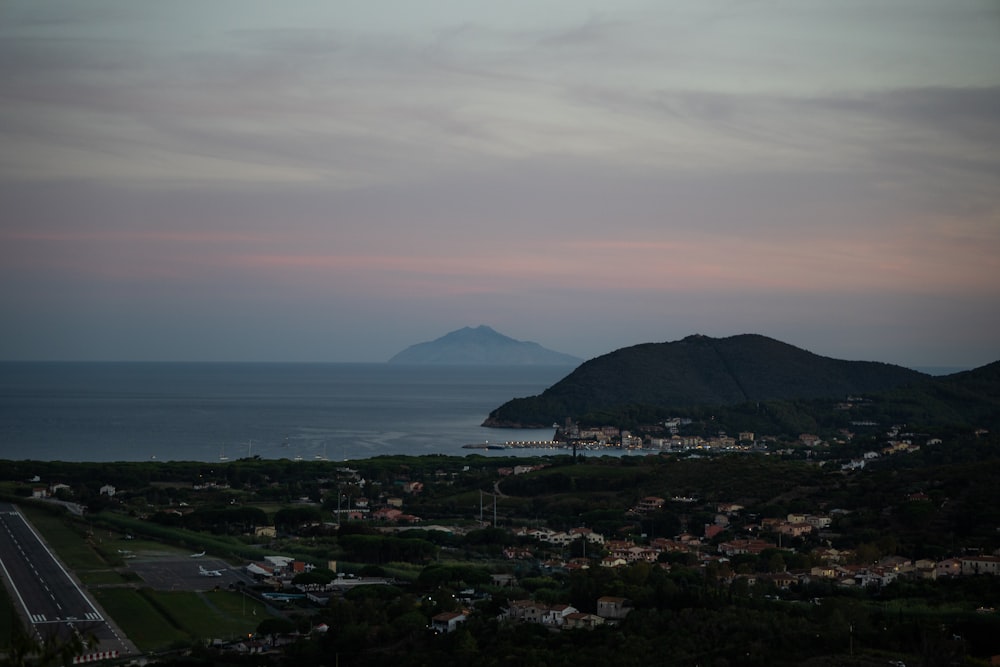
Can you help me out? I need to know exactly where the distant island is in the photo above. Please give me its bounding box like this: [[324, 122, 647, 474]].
[[483, 333, 1000, 428], [388, 325, 582, 366]]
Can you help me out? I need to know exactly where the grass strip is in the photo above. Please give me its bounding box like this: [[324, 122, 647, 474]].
[[91, 588, 188, 652], [19, 503, 108, 571]]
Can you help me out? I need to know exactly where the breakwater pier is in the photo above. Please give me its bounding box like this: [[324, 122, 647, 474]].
[[462, 440, 565, 450]]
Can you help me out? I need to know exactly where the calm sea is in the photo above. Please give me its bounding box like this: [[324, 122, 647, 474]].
[[0, 363, 569, 463]]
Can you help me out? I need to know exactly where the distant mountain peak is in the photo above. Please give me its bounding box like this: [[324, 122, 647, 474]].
[[388, 326, 581, 366], [444, 324, 504, 338]]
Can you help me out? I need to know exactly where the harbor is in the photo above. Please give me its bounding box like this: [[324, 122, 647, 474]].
[[462, 440, 565, 451]]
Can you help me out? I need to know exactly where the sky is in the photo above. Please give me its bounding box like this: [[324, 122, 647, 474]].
[[1, 1, 999, 368]]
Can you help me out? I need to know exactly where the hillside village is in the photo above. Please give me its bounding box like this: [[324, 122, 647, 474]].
[[223, 489, 1000, 636], [5, 417, 1000, 665], [19, 427, 1000, 596]]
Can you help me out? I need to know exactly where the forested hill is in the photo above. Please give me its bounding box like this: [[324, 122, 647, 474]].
[[868, 359, 1000, 428], [483, 333, 929, 427]]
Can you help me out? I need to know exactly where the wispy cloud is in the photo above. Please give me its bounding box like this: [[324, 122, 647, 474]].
[[1, 0, 998, 363]]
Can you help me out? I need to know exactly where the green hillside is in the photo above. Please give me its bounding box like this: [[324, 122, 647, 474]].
[[853, 360, 1000, 428], [484, 334, 928, 427]]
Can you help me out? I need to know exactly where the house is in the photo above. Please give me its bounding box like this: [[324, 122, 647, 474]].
[[264, 556, 294, 571], [518, 527, 554, 541], [775, 522, 814, 538], [636, 497, 665, 513], [914, 559, 937, 579], [372, 507, 403, 522], [596, 596, 632, 620], [961, 556, 1000, 576], [541, 604, 578, 626], [569, 527, 605, 544], [491, 574, 517, 588], [99, 485, 116, 497], [813, 547, 848, 564], [809, 565, 837, 579], [757, 572, 797, 589], [505, 599, 537, 622], [650, 537, 700, 554], [935, 558, 962, 577], [804, 514, 832, 529], [606, 539, 636, 554], [760, 517, 783, 531], [431, 612, 466, 634], [564, 613, 605, 630], [624, 546, 659, 563], [543, 531, 576, 546], [505, 600, 578, 627], [704, 524, 726, 540], [503, 546, 533, 560], [246, 563, 274, 579], [718, 538, 776, 556], [880, 556, 912, 573]]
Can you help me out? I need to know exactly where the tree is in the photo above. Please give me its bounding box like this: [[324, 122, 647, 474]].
[[4, 624, 96, 667], [256, 617, 296, 646]]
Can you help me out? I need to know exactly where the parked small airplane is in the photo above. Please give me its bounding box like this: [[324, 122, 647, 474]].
[[189, 551, 206, 558], [199, 565, 223, 577]]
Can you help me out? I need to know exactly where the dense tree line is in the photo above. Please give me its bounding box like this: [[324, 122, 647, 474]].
[[149, 506, 267, 535], [163, 557, 997, 667]]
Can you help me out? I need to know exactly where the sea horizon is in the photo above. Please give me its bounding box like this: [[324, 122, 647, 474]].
[[0, 360, 980, 464], [0, 362, 570, 463]]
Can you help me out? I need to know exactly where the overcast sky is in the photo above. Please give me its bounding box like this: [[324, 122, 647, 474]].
[[2, 1, 998, 367]]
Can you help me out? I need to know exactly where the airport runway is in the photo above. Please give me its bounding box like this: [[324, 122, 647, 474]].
[[0, 502, 136, 657]]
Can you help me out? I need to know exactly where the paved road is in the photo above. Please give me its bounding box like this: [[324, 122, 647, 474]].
[[0, 502, 136, 657]]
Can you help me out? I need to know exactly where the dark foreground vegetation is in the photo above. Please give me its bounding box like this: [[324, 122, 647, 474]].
[[2, 423, 1000, 666]]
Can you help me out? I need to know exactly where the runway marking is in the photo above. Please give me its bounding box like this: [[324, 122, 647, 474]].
[[0, 504, 108, 633], [10, 507, 106, 619]]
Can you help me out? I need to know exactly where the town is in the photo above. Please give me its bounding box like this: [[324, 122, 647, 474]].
[[2, 416, 999, 666]]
